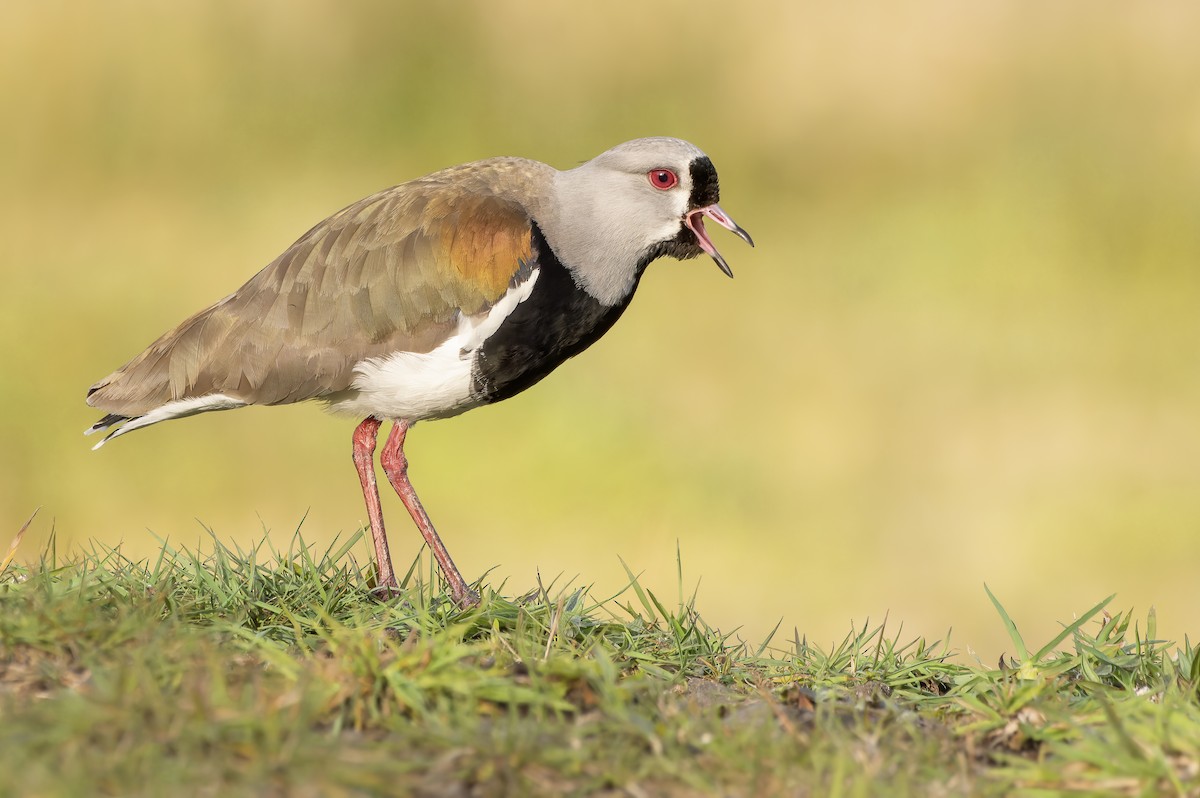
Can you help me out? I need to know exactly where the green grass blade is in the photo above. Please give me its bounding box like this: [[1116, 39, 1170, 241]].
[[1031, 594, 1117, 662], [984, 583, 1029, 663]]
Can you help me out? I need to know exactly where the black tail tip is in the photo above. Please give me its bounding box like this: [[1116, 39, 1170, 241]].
[[86, 413, 129, 435]]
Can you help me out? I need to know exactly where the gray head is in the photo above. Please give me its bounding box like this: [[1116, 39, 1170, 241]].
[[542, 137, 753, 306]]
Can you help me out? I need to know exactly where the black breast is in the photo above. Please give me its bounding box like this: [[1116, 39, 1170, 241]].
[[470, 224, 640, 405]]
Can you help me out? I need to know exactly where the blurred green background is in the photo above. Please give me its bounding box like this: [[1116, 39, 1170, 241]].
[[3, 1, 1199, 659]]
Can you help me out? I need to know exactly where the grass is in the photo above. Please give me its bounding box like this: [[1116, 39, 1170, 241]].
[[1, 533, 1198, 797]]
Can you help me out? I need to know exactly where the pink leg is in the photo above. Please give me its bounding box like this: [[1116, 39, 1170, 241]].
[[352, 417, 398, 592], [379, 420, 479, 607]]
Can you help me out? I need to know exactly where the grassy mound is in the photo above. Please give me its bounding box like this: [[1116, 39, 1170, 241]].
[[1, 532, 1197, 796]]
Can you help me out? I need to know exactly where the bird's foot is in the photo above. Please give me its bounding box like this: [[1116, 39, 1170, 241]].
[[451, 585, 482, 610], [369, 581, 404, 601], [369, 580, 479, 609]]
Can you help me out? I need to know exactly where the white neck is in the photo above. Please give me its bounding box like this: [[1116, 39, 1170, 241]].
[[539, 162, 688, 306]]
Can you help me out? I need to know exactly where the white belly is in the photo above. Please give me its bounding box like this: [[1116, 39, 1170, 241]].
[[328, 269, 539, 421]]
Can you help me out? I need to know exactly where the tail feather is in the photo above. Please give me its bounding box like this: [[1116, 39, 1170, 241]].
[[85, 394, 246, 450]]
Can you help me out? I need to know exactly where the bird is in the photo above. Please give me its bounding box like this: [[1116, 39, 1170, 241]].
[[85, 137, 753, 607]]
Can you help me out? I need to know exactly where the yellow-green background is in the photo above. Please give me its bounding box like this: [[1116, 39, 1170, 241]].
[[3, 1, 1198, 660]]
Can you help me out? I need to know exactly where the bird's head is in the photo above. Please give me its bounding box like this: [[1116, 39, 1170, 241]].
[[548, 137, 754, 305]]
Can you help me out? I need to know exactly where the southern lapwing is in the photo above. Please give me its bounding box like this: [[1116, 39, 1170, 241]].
[[85, 137, 753, 607]]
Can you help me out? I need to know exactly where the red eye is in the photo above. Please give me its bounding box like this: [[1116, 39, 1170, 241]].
[[648, 169, 678, 190]]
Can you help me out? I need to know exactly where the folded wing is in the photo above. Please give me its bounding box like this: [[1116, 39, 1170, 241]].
[[87, 162, 538, 427]]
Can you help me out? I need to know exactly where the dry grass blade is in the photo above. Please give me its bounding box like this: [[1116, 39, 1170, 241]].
[[0, 507, 39, 573]]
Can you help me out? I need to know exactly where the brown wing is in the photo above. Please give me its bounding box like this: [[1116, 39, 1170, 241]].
[[87, 160, 541, 416]]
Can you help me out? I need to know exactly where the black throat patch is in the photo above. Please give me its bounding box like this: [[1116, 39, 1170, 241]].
[[688, 156, 720, 210], [470, 224, 643, 405]]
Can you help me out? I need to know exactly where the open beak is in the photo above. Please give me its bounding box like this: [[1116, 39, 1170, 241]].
[[685, 204, 754, 278]]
